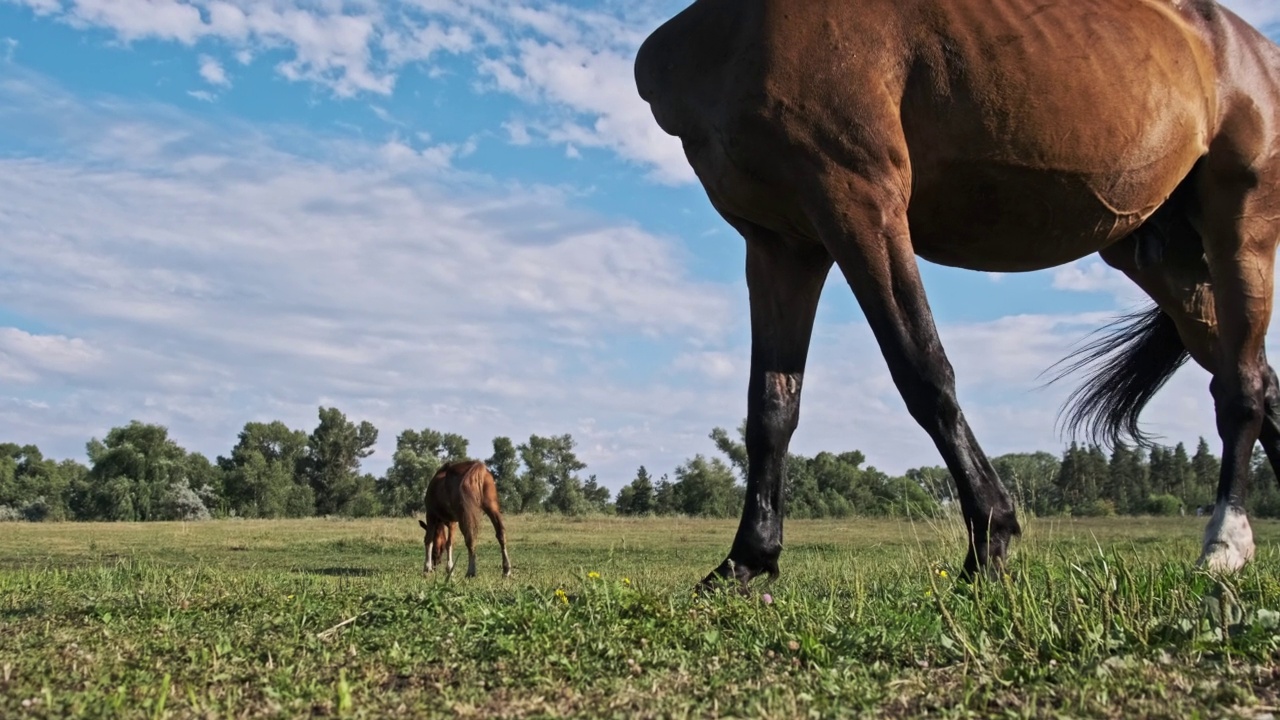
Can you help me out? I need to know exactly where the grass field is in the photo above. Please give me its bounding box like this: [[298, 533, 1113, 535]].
[[3, 514, 1280, 718]]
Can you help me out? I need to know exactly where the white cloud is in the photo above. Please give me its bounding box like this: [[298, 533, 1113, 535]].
[[1223, 0, 1280, 30], [671, 351, 738, 382], [477, 38, 693, 183], [1051, 258, 1147, 305], [0, 69, 733, 481], [4, 0, 1273, 185], [5, 0, 692, 178], [198, 54, 229, 86], [0, 328, 102, 382]]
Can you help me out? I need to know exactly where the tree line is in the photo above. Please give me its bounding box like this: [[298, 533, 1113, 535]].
[[2, 407, 1276, 522]]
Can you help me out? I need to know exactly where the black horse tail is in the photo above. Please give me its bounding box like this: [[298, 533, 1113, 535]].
[[1046, 304, 1190, 448]]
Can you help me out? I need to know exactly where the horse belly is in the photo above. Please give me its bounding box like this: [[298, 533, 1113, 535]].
[[906, 158, 1189, 272], [902, 0, 1215, 271]]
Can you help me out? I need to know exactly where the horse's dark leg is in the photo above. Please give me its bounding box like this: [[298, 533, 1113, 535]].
[[1195, 149, 1279, 571], [805, 172, 1020, 579], [1099, 233, 1280, 486], [1255, 363, 1280, 476], [698, 216, 832, 592]]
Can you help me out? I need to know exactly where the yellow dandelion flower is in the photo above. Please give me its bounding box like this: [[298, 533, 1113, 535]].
[[622, 577, 631, 586], [587, 571, 601, 580], [555, 588, 568, 605], [924, 590, 933, 598], [938, 570, 948, 578]]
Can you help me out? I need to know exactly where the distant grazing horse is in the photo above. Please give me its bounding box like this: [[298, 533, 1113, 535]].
[[635, 0, 1280, 590], [419, 460, 511, 578]]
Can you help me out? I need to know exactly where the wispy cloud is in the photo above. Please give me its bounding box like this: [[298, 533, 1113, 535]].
[[198, 54, 229, 87], [5, 0, 1271, 186], [3, 0, 691, 180], [0, 67, 731, 479]]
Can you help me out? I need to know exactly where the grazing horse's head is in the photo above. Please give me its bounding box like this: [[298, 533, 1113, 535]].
[[418, 519, 449, 570]]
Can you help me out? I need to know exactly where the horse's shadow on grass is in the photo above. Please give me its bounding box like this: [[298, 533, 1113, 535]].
[[304, 567, 377, 577]]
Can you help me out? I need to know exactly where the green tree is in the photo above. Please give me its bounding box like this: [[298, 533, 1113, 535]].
[[379, 428, 469, 516], [0, 444, 78, 521], [1248, 447, 1280, 517], [517, 434, 585, 514], [1105, 444, 1147, 515], [991, 452, 1060, 516], [616, 466, 656, 516], [299, 407, 378, 516], [672, 455, 741, 517], [582, 474, 613, 513], [82, 421, 205, 521], [219, 421, 310, 518], [486, 437, 522, 512], [653, 474, 677, 515], [709, 423, 748, 482], [1170, 442, 1194, 510], [1190, 437, 1219, 511]]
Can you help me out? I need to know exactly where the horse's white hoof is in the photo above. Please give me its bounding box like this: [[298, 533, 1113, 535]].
[[1197, 504, 1255, 573]]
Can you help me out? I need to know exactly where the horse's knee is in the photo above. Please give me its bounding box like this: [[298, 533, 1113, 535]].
[[747, 371, 803, 451]]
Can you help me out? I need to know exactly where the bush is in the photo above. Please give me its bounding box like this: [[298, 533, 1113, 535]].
[[20, 497, 51, 522], [0, 506, 23, 522], [1146, 494, 1183, 516], [161, 483, 211, 521], [343, 491, 381, 519], [1073, 499, 1116, 517]]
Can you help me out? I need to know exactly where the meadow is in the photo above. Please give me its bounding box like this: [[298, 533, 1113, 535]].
[[3, 514, 1280, 718]]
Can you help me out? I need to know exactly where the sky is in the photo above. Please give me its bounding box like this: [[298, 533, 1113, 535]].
[[0, 0, 1278, 489]]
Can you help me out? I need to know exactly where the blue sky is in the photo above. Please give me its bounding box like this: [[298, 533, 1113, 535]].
[[0, 0, 1277, 488]]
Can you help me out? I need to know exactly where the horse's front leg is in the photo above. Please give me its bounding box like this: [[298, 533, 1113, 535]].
[[698, 215, 832, 593], [806, 167, 1021, 579]]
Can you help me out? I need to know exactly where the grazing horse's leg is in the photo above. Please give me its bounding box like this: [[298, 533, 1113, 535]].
[[1194, 144, 1279, 571], [804, 170, 1020, 579], [458, 512, 479, 578], [445, 522, 455, 574], [420, 519, 435, 573], [480, 494, 512, 577], [699, 217, 832, 591]]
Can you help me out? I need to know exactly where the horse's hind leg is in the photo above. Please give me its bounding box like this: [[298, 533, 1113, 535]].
[[481, 491, 512, 577], [803, 167, 1020, 579], [1101, 219, 1280, 487], [1195, 141, 1280, 572], [698, 215, 832, 592], [458, 512, 479, 578]]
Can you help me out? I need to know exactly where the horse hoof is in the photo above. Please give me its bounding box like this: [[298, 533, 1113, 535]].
[[696, 557, 776, 596], [1198, 505, 1255, 573]]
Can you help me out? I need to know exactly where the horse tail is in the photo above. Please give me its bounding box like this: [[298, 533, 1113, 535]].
[[1047, 303, 1190, 447]]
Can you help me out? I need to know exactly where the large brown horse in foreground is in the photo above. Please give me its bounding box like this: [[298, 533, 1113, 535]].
[[419, 460, 511, 578], [636, 0, 1280, 590]]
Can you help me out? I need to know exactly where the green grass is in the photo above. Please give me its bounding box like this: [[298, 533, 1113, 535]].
[[3, 514, 1280, 718]]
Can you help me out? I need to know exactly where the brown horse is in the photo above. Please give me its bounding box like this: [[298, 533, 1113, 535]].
[[635, 0, 1280, 590], [418, 460, 511, 578]]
